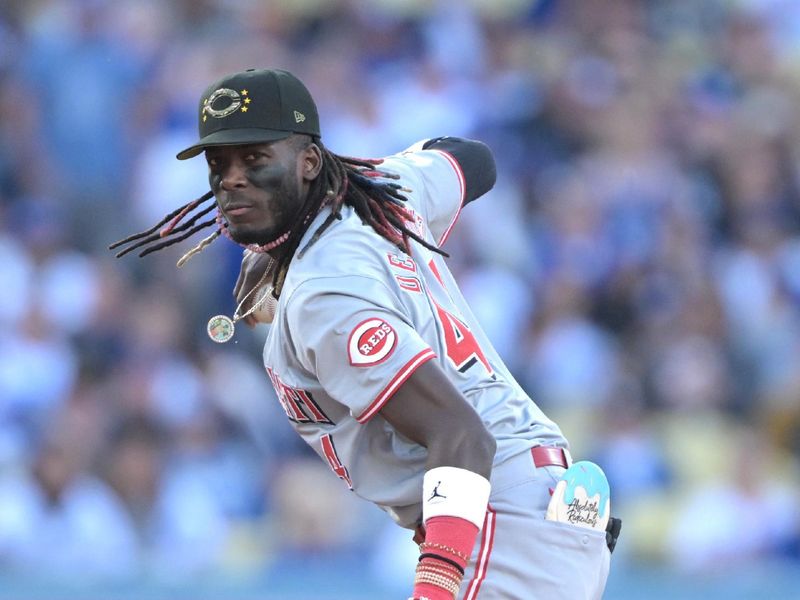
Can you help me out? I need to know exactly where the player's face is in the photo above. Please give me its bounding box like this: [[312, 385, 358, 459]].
[[206, 138, 317, 247]]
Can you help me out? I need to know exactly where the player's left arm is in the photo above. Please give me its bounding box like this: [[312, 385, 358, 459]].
[[419, 136, 497, 205], [380, 361, 495, 600]]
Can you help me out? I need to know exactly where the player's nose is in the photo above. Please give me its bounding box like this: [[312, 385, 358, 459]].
[[220, 158, 248, 191]]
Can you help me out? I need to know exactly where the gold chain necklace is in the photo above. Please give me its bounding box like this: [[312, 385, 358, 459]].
[[207, 258, 275, 343]]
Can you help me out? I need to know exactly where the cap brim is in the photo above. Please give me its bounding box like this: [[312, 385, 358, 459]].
[[176, 128, 293, 160]]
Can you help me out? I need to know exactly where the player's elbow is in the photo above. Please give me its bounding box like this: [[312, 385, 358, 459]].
[[463, 140, 497, 203], [423, 137, 497, 204]]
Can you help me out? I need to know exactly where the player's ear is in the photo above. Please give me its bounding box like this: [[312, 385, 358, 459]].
[[301, 142, 323, 181]]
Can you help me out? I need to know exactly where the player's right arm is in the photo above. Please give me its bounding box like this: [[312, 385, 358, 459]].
[[379, 363, 495, 600], [378, 360, 495, 477]]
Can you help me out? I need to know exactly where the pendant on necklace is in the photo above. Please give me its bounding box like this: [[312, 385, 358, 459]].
[[207, 314, 235, 343]]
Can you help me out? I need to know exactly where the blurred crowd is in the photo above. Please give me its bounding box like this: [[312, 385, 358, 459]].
[[1, 0, 800, 593]]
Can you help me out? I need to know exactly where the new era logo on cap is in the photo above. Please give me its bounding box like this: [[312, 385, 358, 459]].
[[176, 68, 321, 160]]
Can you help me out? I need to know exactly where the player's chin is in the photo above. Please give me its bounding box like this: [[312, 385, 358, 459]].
[[227, 224, 277, 246]]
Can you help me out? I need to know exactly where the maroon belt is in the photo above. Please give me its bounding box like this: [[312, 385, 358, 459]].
[[531, 446, 570, 469]]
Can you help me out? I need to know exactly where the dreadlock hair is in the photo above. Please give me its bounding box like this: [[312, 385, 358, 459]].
[[108, 191, 217, 258], [268, 136, 448, 296], [109, 136, 448, 298]]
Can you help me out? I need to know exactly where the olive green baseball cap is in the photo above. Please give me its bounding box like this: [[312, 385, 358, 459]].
[[176, 68, 321, 160]]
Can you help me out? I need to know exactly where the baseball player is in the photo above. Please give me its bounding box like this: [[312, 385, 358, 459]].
[[111, 68, 619, 599]]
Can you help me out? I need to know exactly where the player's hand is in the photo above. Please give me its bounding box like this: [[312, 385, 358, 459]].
[[233, 250, 275, 327]]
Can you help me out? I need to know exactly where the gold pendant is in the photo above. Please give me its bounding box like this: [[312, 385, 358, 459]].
[[207, 315, 235, 343]]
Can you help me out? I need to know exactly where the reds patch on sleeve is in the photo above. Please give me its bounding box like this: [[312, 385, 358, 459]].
[[348, 318, 398, 366]]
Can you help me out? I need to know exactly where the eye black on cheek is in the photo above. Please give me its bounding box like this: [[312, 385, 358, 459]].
[[246, 163, 285, 188]]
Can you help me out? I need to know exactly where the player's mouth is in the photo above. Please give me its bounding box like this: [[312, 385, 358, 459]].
[[223, 203, 255, 218]]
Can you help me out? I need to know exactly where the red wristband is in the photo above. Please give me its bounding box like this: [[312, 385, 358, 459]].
[[412, 515, 479, 599], [421, 515, 478, 569]]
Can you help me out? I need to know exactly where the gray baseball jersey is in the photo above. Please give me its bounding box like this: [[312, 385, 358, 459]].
[[263, 147, 567, 529]]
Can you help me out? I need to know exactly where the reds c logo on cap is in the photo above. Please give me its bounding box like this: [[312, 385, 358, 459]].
[[202, 88, 253, 122], [348, 318, 397, 366]]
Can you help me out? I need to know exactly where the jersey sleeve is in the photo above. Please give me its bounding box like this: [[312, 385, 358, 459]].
[[285, 275, 437, 423], [381, 149, 466, 245]]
